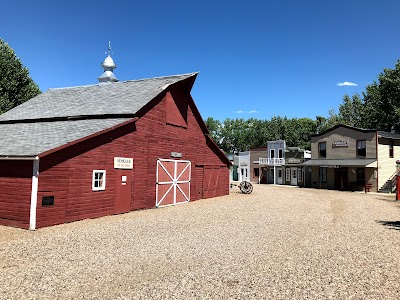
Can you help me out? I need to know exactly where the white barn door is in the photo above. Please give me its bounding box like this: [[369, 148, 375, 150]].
[[156, 159, 191, 207]]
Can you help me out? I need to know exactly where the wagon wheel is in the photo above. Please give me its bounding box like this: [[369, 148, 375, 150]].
[[239, 181, 253, 194]]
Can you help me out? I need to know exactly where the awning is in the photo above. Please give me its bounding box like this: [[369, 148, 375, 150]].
[[301, 159, 377, 168]]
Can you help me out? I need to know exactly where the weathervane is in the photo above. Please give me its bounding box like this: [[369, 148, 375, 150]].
[[106, 41, 112, 56]]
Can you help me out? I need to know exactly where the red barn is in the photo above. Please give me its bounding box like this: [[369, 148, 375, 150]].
[[0, 70, 230, 230]]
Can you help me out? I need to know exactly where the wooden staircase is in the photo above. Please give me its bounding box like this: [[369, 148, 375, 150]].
[[378, 172, 397, 193]]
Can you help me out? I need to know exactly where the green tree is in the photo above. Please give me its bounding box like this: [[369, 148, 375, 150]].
[[204, 117, 222, 145], [362, 60, 400, 132], [337, 93, 365, 128], [208, 116, 318, 153], [0, 38, 41, 114], [219, 118, 248, 154], [315, 109, 339, 134], [284, 117, 316, 150]]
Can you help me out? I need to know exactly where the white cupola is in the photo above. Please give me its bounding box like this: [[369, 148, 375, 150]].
[[98, 42, 118, 83]]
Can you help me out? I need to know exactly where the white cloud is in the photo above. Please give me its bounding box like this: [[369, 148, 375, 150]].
[[235, 110, 259, 114], [337, 82, 358, 87]]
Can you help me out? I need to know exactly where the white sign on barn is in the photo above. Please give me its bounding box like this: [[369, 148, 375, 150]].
[[114, 157, 134, 169]]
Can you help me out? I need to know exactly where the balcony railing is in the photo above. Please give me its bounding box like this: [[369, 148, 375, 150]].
[[259, 158, 285, 165]]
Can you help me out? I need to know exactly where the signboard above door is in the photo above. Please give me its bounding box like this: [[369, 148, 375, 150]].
[[288, 158, 301, 164], [171, 152, 182, 158], [114, 157, 134, 169]]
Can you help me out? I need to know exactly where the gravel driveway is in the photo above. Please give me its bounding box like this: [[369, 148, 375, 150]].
[[1, 185, 400, 299]]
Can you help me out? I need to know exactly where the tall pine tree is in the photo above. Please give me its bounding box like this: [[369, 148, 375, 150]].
[[0, 38, 41, 114]]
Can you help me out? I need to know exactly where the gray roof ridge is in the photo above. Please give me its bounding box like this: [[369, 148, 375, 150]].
[[0, 114, 136, 125], [48, 72, 199, 91], [124, 71, 199, 83]]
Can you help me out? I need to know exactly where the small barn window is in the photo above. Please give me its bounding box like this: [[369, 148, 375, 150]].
[[92, 170, 106, 191], [42, 196, 54, 206]]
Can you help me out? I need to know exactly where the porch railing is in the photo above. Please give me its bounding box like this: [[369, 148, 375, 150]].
[[259, 158, 285, 165]]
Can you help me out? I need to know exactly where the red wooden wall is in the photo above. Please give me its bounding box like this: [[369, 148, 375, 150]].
[[0, 160, 32, 228], [0, 79, 230, 229]]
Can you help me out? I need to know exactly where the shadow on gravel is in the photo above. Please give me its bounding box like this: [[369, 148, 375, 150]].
[[376, 220, 400, 231], [375, 197, 397, 203]]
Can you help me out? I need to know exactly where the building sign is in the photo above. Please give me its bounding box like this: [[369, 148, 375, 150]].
[[170, 152, 182, 158], [114, 157, 134, 169], [332, 140, 349, 147], [288, 158, 301, 164], [320, 165, 340, 168]]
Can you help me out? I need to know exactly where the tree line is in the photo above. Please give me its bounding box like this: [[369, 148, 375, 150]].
[[205, 60, 400, 153]]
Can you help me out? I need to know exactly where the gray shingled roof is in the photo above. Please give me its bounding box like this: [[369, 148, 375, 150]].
[[0, 118, 131, 157], [0, 73, 197, 157], [0, 73, 197, 121], [378, 131, 400, 140]]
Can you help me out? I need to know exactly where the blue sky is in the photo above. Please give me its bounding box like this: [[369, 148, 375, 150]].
[[2, 1, 400, 121]]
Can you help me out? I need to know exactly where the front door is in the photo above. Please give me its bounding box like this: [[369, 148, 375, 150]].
[[239, 167, 249, 182], [277, 168, 283, 184], [114, 169, 132, 214], [334, 167, 349, 190], [269, 168, 274, 184], [291, 168, 297, 185], [260, 167, 268, 184]]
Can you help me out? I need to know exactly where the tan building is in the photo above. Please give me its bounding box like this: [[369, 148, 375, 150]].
[[249, 147, 268, 183], [303, 124, 400, 192]]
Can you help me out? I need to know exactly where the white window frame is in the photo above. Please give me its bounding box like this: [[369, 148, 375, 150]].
[[285, 168, 290, 181], [298, 168, 302, 182], [92, 170, 106, 191], [357, 140, 366, 158], [270, 149, 275, 159], [278, 148, 283, 158]]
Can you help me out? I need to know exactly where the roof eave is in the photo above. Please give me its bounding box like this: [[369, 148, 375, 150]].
[[312, 124, 376, 137], [0, 156, 39, 160]]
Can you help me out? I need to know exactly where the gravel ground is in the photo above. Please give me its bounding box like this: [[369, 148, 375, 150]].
[[1, 185, 400, 299]]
